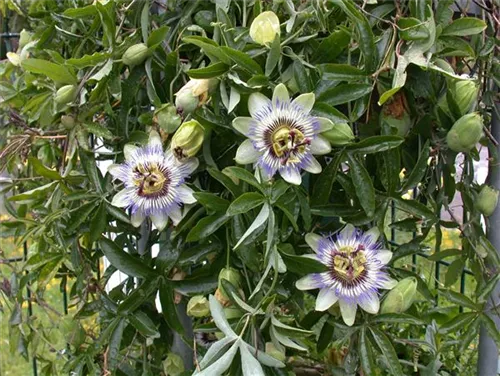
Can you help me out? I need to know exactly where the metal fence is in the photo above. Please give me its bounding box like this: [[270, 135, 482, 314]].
[[0, 11, 475, 376]]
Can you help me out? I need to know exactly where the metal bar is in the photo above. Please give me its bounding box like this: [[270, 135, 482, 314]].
[[24, 242, 37, 376], [477, 99, 500, 375]]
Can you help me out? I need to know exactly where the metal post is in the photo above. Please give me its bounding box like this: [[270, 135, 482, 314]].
[[477, 101, 500, 375]]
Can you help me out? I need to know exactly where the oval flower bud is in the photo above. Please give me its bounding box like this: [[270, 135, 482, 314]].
[[171, 120, 205, 160], [218, 267, 242, 300], [175, 79, 216, 115], [446, 112, 483, 153], [186, 295, 210, 318], [122, 43, 149, 66], [452, 80, 478, 116], [380, 277, 417, 314], [154, 103, 182, 133], [249, 11, 281, 46], [322, 122, 355, 146], [163, 352, 185, 376], [476, 185, 499, 217], [55, 85, 78, 104]]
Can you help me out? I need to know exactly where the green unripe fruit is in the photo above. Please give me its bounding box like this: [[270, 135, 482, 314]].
[[218, 268, 241, 300], [439, 80, 479, 118], [61, 115, 76, 129], [476, 185, 499, 217], [223, 306, 244, 320], [154, 103, 182, 133], [186, 295, 210, 318], [322, 122, 355, 146], [380, 277, 417, 314], [162, 353, 184, 376], [55, 85, 78, 104], [122, 43, 149, 66], [381, 111, 412, 137], [171, 120, 205, 160], [446, 112, 483, 152]]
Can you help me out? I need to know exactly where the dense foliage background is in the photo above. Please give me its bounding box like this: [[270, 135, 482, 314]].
[[1, 0, 499, 375]]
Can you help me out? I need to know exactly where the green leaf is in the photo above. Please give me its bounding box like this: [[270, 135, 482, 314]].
[[129, 311, 160, 339], [478, 274, 500, 303], [207, 167, 242, 197], [293, 60, 312, 92], [319, 64, 367, 81], [28, 157, 61, 180], [193, 192, 230, 213], [278, 247, 328, 274], [147, 26, 170, 47], [265, 36, 281, 76], [317, 83, 373, 106], [311, 153, 342, 207], [222, 166, 263, 193], [106, 204, 131, 224], [370, 328, 404, 376], [438, 289, 478, 310], [187, 62, 229, 79], [444, 258, 464, 287], [9, 182, 58, 202], [79, 149, 104, 194], [96, 2, 115, 47], [67, 201, 99, 233], [359, 327, 376, 375], [401, 140, 430, 191], [370, 313, 425, 325], [312, 28, 351, 63], [442, 17, 487, 37], [66, 53, 111, 69], [220, 46, 263, 75], [480, 314, 500, 347], [397, 17, 430, 40], [63, 5, 97, 18], [196, 340, 239, 376], [89, 203, 107, 244], [141, 2, 149, 43], [335, 0, 376, 72], [82, 122, 114, 140], [347, 154, 375, 218], [186, 213, 229, 242], [347, 136, 404, 154], [234, 203, 270, 249], [240, 341, 265, 376], [208, 294, 237, 337], [391, 196, 437, 221], [118, 279, 159, 315], [108, 318, 126, 371], [439, 312, 477, 334], [21, 59, 77, 84], [317, 321, 334, 353], [226, 192, 265, 216], [159, 279, 185, 334], [427, 248, 462, 261], [182, 36, 231, 64], [99, 237, 157, 279]]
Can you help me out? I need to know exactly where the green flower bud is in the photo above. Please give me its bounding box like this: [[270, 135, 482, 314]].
[[223, 306, 244, 320], [162, 352, 184, 376], [154, 103, 182, 133], [249, 11, 281, 46], [186, 295, 210, 318], [218, 267, 241, 300], [446, 112, 483, 152], [322, 123, 355, 146], [55, 85, 78, 104], [439, 80, 479, 118], [476, 185, 499, 217], [380, 277, 417, 314], [19, 29, 32, 50], [265, 342, 286, 362], [175, 79, 216, 115], [171, 120, 205, 160], [122, 43, 149, 66], [61, 115, 76, 129]]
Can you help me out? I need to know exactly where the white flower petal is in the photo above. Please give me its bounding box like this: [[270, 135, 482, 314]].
[[124, 144, 138, 161], [111, 188, 133, 208], [358, 293, 380, 314], [178, 185, 196, 204], [339, 299, 357, 326], [364, 227, 381, 244], [180, 157, 199, 174], [380, 278, 398, 290], [292, 93, 315, 114], [235, 139, 261, 164], [248, 92, 271, 118], [149, 130, 162, 147], [315, 289, 339, 311], [374, 250, 393, 265], [169, 206, 183, 226], [316, 117, 334, 132], [340, 224, 355, 238], [280, 168, 302, 185], [296, 275, 322, 291], [272, 83, 289, 105], [310, 135, 331, 155], [232, 117, 253, 135], [303, 157, 322, 174], [151, 212, 169, 231], [131, 211, 145, 227], [108, 164, 122, 177], [305, 233, 322, 253]]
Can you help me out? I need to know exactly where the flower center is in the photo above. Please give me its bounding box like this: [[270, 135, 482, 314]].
[[133, 163, 169, 196], [271, 126, 310, 163], [331, 245, 367, 282]]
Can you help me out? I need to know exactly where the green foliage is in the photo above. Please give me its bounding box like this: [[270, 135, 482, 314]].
[[0, 0, 498, 375]]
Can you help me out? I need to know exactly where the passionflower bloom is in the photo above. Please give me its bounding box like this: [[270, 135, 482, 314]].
[[109, 131, 198, 231], [232, 84, 333, 185], [296, 225, 397, 326]]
